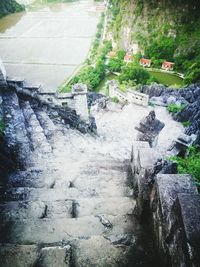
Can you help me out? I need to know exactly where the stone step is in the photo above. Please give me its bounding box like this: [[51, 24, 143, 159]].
[[5, 167, 129, 189], [34, 109, 59, 143], [76, 197, 136, 217], [2, 90, 31, 165], [0, 243, 71, 267], [1, 186, 133, 202], [21, 101, 52, 154], [0, 200, 74, 220], [6, 169, 59, 188], [0, 234, 136, 267], [34, 109, 67, 147], [0, 215, 135, 244], [0, 197, 135, 220]]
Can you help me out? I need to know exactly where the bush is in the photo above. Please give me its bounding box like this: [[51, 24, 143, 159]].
[[167, 103, 186, 114], [119, 64, 150, 85], [182, 121, 190, 128]]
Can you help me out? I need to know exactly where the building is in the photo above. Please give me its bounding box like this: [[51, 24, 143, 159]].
[[140, 58, 151, 67], [162, 61, 175, 71], [124, 54, 133, 63]]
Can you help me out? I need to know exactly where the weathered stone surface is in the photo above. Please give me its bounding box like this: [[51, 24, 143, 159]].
[[135, 111, 165, 147], [139, 83, 200, 145], [87, 92, 108, 108], [107, 233, 136, 246], [0, 244, 39, 267], [37, 245, 71, 267], [155, 174, 197, 221], [73, 236, 131, 267], [168, 193, 200, 267]]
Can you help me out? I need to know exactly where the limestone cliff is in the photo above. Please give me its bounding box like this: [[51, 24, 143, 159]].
[[0, 0, 24, 18], [108, 0, 200, 83]]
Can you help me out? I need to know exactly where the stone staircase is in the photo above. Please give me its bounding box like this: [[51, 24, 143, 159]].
[[0, 90, 139, 266]]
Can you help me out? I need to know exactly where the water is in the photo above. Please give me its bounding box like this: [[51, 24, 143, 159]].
[[0, 0, 100, 92]]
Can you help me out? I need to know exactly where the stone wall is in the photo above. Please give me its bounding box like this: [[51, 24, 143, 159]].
[[109, 80, 149, 107], [131, 140, 200, 267], [7, 78, 90, 122]]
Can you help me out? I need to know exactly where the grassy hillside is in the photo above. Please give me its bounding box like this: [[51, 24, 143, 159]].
[[0, 0, 24, 18], [108, 0, 200, 84]]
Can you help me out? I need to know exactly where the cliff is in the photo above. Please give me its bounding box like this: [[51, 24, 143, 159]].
[[108, 0, 200, 83], [0, 0, 24, 18]]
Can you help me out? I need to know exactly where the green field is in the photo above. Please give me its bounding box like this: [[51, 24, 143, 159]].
[[148, 70, 184, 87]]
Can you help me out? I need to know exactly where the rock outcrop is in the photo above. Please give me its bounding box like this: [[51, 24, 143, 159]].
[[140, 83, 200, 146], [135, 110, 165, 147]]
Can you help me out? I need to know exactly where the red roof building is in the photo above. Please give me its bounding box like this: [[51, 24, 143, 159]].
[[140, 58, 151, 67], [124, 54, 133, 63], [162, 61, 175, 71]]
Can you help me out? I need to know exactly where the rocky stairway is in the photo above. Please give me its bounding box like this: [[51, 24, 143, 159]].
[[0, 91, 138, 266]]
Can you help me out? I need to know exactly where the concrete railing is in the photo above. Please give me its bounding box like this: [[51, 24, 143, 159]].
[[109, 80, 149, 107]]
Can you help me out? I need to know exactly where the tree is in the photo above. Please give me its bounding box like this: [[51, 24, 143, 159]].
[[119, 64, 150, 85], [145, 36, 176, 61], [108, 58, 124, 72]]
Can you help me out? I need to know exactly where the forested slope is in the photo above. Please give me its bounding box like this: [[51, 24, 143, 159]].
[[0, 0, 24, 18], [108, 0, 200, 83]]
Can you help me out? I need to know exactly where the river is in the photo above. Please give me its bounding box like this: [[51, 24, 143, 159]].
[[0, 0, 100, 92]]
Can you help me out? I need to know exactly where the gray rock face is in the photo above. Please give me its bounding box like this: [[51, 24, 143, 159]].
[[139, 83, 200, 145], [131, 140, 200, 267], [169, 194, 200, 267]]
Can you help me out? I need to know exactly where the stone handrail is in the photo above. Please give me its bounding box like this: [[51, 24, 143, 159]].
[[109, 80, 149, 106]]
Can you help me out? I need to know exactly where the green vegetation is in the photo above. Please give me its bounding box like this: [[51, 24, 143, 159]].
[[182, 121, 190, 128], [62, 41, 112, 92], [108, 0, 200, 85], [167, 103, 186, 114], [0, 120, 5, 136], [119, 63, 150, 85], [107, 50, 125, 72], [111, 96, 119, 103], [96, 73, 117, 95], [170, 146, 200, 190], [90, 13, 105, 61], [0, 0, 24, 18]]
